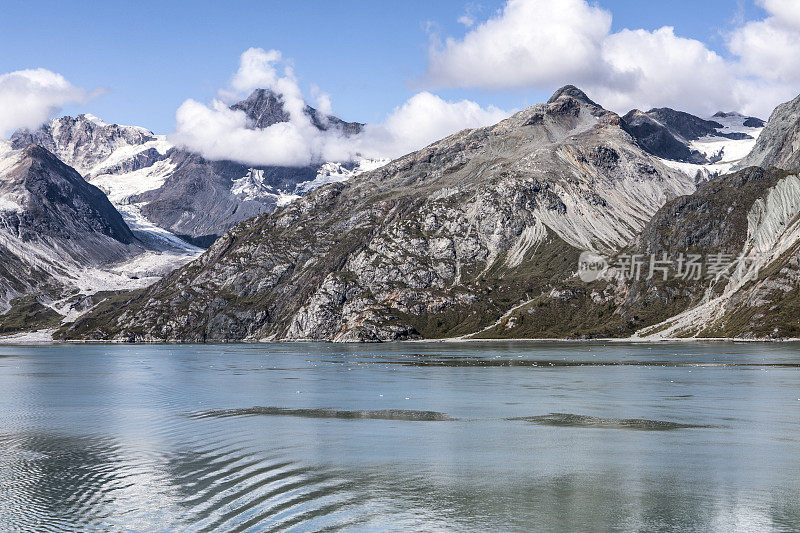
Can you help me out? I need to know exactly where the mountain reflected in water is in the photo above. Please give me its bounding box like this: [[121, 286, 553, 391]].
[[0, 342, 799, 531]]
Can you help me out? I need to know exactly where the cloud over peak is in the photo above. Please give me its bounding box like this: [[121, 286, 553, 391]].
[[169, 48, 511, 167], [0, 68, 91, 137], [423, 0, 799, 119]]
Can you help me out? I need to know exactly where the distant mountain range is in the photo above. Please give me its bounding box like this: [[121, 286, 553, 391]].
[[4, 83, 800, 341], [10, 89, 368, 246], [0, 89, 380, 333], [621, 108, 761, 164]]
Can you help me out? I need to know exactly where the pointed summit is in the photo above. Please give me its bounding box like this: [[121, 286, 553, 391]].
[[230, 88, 363, 135], [547, 85, 600, 108], [1, 143, 136, 247], [230, 88, 291, 129]]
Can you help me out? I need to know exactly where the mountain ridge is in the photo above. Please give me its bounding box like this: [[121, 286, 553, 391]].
[[62, 85, 702, 341], [10, 89, 376, 247], [735, 93, 800, 171], [4, 84, 799, 342]]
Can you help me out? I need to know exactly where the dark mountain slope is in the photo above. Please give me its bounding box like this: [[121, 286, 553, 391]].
[[0, 144, 143, 317]]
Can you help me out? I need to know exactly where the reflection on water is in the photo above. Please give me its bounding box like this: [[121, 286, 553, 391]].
[[508, 412, 717, 430], [0, 342, 799, 531], [188, 406, 457, 421]]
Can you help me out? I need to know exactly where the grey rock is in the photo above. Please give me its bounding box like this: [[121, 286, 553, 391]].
[[232, 88, 363, 135], [621, 110, 707, 163], [735, 93, 800, 171]]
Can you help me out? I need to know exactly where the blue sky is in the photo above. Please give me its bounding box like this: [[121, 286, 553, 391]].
[[0, 0, 773, 133]]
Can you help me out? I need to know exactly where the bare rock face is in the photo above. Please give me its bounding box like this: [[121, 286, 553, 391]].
[[621, 110, 707, 163], [481, 165, 800, 340], [0, 144, 143, 313], [64, 86, 700, 342], [0, 145, 136, 250], [735, 93, 800, 172], [646, 108, 744, 141]]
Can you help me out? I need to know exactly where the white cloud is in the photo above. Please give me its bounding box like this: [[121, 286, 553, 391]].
[[758, 0, 800, 29], [424, 0, 800, 119], [171, 48, 348, 166], [425, 0, 612, 89], [0, 68, 90, 137], [729, 0, 800, 85], [361, 92, 509, 158], [171, 99, 333, 167], [230, 47, 283, 93], [457, 15, 475, 27], [596, 27, 738, 115], [309, 84, 333, 117], [170, 48, 511, 166]]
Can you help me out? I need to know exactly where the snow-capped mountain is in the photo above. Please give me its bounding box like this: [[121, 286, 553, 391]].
[[621, 108, 765, 181], [10, 114, 166, 176], [0, 88, 385, 335], [11, 89, 383, 247], [7, 82, 800, 342], [61, 86, 800, 342], [0, 142, 198, 329]]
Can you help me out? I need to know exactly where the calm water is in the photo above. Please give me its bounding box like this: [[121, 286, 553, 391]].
[[0, 342, 799, 532]]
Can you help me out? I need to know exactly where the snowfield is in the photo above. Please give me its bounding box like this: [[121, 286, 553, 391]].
[[660, 113, 764, 178]]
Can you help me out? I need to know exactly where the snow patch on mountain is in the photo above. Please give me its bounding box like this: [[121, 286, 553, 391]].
[[85, 135, 172, 178], [0, 197, 22, 213], [294, 158, 390, 195], [229, 168, 299, 207], [0, 149, 24, 212], [89, 158, 178, 203], [231, 158, 390, 208], [88, 156, 202, 271], [660, 114, 764, 178]]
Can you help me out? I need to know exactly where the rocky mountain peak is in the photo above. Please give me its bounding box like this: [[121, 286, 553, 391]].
[[642, 108, 725, 141], [229, 88, 291, 128], [547, 85, 601, 108], [735, 92, 800, 171], [10, 115, 159, 175], [230, 88, 363, 135], [7, 144, 136, 244], [21, 143, 55, 161], [620, 109, 706, 164]]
